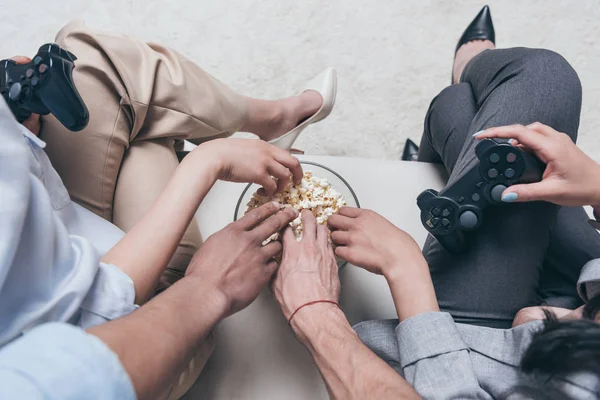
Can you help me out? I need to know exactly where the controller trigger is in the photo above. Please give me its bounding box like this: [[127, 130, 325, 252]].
[[0, 44, 89, 131], [65, 50, 77, 61]]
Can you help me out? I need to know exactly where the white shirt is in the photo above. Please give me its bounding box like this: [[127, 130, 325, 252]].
[[0, 99, 136, 346]]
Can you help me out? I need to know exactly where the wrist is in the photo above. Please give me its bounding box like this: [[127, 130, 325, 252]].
[[176, 276, 229, 323], [382, 250, 427, 282], [290, 302, 348, 345], [188, 141, 224, 181], [383, 259, 439, 321]]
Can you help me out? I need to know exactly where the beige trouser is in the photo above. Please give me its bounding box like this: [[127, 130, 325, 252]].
[[40, 21, 248, 399]]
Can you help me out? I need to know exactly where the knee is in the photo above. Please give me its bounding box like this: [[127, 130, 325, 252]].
[[516, 49, 582, 103]]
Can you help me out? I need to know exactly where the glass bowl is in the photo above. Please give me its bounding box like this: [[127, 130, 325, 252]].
[[234, 161, 361, 267]]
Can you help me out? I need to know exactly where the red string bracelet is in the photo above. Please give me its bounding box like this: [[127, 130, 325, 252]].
[[288, 300, 341, 326]]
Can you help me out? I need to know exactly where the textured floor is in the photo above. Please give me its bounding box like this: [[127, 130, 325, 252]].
[[3, 0, 600, 160]]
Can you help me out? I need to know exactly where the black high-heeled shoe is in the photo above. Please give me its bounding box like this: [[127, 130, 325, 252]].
[[452, 5, 495, 83]]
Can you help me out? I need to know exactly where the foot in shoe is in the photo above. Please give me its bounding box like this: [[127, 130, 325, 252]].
[[244, 91, 323, 142], [453, 39, 495, 84]]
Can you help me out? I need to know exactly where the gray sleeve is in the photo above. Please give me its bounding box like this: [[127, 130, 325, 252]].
[[396, 312, 492, 400], [577, 259, 600, 302]]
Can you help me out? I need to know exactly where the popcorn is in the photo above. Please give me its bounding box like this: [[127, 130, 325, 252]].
[[245, 171, 348, 241]]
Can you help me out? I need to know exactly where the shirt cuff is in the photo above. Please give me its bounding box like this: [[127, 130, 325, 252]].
[[396, 312, 468, 368], [78, 262, 139, 329], [0, 323, 136, 400], [578, 259, 600, 303]]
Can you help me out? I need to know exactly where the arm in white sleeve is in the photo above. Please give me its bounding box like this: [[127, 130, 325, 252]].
[[0, 323, 135, 400]]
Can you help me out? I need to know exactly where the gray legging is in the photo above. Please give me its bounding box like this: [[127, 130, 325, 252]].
[[418, 47, 600, 328]]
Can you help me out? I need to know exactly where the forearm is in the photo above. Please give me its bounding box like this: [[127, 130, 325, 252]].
[[384, 254, 439, 321], [292, 304, 421, 400], [87, 276, 226, 400], [102, 146, 220, 302]]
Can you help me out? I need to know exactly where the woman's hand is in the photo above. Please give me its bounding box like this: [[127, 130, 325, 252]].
[[10, 56, 41, 136], [328, 208, 438, 321], [196, 138, 303, 196], [327, 208, 425, 277], [475, 123, 600, 208], [271, 210, 341, 321]]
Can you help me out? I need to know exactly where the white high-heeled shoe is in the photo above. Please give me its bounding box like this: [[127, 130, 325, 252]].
[[269, 67, 337, 150]]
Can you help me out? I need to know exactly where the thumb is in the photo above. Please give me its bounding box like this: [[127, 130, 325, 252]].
[[501, 181, 558, 203]]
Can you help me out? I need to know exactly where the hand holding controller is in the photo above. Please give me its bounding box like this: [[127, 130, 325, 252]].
[[417, 138, 545, 253], [0, 43, 89, 131]]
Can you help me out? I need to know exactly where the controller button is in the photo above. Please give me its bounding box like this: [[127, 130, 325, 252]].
[[20, 75, 26, 81], [459, 211, 479, 230], [442, 208, 451, 217], [26, 69, 34, 79], [489, 153, 500, 164], [426, 217, 440, 228], [504, 168, 516, 179], [488, 168, 498, 179], [506, 152, 517, 163], [431, 208, 441, 217], [442, 218, 450, 227], [457, 196, 465, 203], [7, 79, 13, 85], [33, 56, 42, 66], [471, 193, 480, 202], [475, 181, 483, 188], [8, 82, 21, 100], [38, 64, 48, 74], [31, 77, 40, 87], [491, 184, 508, 202]]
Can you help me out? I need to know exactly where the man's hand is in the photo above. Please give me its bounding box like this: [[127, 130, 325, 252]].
[[196, 138, 303, 196], [9, 56, 40, 136], [186, 201, 298, 317], [328, 208, 424, 277], [271, 210, 340, 321], [475, 122, 600, 208]]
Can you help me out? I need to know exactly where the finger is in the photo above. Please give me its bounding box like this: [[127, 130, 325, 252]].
[[254, 207, 299, 241], [338, 207, 361, 218], [334, 246, 352, 261], [526, 122, 560, 138], [301, 209, 317, 241], [262, 240, 283, 259], [237, 201, 280, 230], [22, 113, 41, 135], [256, 175, 278, 197], [267, 162, 293, 194], [272, 150, 303, 184], [9, 56, 32, 64], [264, 260, 279, 280], [474, 125, 546, 153], [316, 223, 330, 247], [327, 214, 354, 231], [282, 226, 297, 246], [331, 230, 351, 246], [500, 181, 559, 204]]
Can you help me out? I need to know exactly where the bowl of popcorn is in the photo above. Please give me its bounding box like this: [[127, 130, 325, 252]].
[[234, 161, 360, 267]]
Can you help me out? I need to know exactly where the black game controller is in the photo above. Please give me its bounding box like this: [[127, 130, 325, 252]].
[[417, 138, 545, 254], [0, 43, 89, 131]]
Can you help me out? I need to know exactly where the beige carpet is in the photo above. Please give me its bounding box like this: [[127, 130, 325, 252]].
[[3, 0, 600, 160]]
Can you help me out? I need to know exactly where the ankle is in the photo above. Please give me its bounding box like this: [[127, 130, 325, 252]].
[[242, 98, 285, 138], [453, 39, 495, 84]]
